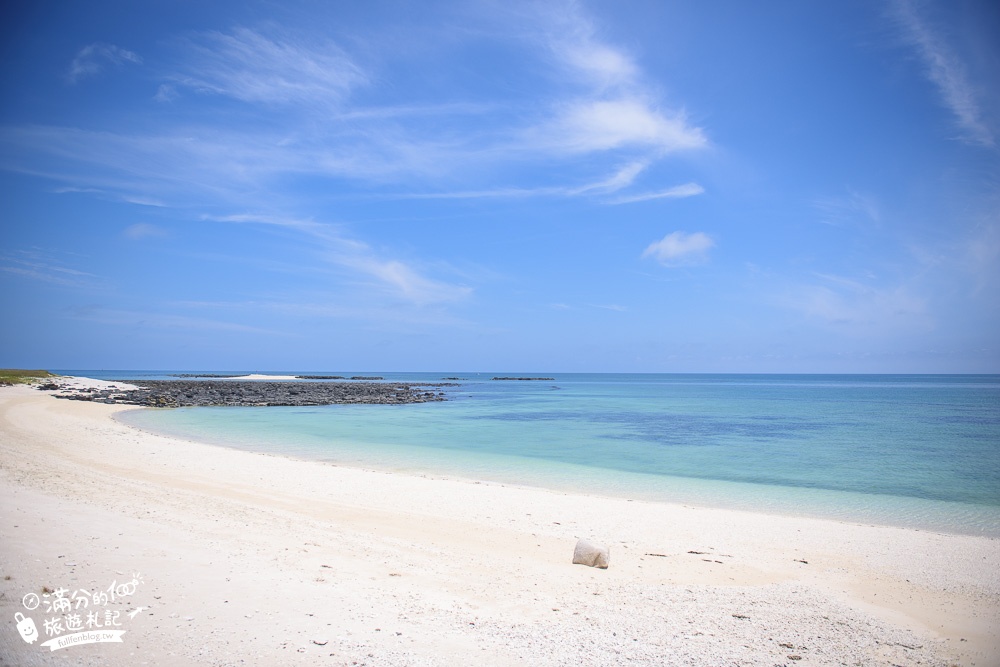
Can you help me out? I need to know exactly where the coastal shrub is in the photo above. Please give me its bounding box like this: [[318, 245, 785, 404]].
[[0, 369, 56, 386]]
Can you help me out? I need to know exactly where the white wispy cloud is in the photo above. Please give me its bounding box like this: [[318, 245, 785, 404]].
[[332, 101, 497, 121], [543, 98, 706, 154], [909, 214, 1000, 295], [548, 301, 626, 312], [540, 1, 638, 91], [642, 231, 715, 266], [787, 273, 929, 331], [153, 84, 178, 103], [891, 0, 994, 147], [392, 186, 565, 200], [50, 185, 166, 208], [208, 213, 471, 306], [170, 27, 366, 107], [966, 222, 1000, 273], [0, 249, 96, 287], [120, 195, 167, 207], [395, 161, 650, 200], [52, 186, 103, 195], [70, 307, 289, 336], [1, 124, 429, 204], [123, 223, 167, 240], [340, 256, 472, 305], [571, 160, 649, 195], [560, 42, 638, 90], [529, 2, 706, 160], [168, 296, 478, 330], [68, 43, 142, 83], [207, 212, 331, 234], [608, 182, 704, 204], [5, 6, 709, 211], [814, 189, 880, 227], [965, 220, 1000, 285]]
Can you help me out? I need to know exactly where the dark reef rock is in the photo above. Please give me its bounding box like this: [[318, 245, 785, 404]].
[[51, 380, 451, 408], [491, 377, 556, 381], [349, 376, 384, 381], [295, 375, 346, 380]]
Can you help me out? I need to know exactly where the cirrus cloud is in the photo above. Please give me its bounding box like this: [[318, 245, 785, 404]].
[[123, 223, 167, 240], [890, 0, 995, 147], [546, 98, 706, 155], [642, 231, 715, 266], [609, 182, 704, 205], [169, 27, 366, 108], [68, 43, 142, 83]]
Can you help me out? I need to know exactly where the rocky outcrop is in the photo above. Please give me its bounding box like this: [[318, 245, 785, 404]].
[[47, 380, 452, 408]]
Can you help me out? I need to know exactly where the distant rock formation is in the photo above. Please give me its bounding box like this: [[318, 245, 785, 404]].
[[45, 380, 450, 408], [491, 377, 555, 381]]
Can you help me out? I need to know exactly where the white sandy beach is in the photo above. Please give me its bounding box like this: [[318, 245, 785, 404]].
[[1, 380, 998, 666]]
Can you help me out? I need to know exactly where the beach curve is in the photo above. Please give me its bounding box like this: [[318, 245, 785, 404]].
[[1, 380, 998, 666]]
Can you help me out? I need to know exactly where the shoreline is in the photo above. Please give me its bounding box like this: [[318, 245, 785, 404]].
[[1, 381, 998, 665], [117, 401, 1000, 541], [120, 407, 1000, 540]]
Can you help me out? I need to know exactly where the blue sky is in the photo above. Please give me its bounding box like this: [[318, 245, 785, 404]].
[[1, 0, 998, 372]]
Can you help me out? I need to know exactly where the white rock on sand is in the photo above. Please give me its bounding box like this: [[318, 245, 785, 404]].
[[572, 538, 610, 569], [0, 381, 998, 666]]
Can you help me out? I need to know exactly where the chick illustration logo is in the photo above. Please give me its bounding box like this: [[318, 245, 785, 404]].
[[15, 612, 38, 644]]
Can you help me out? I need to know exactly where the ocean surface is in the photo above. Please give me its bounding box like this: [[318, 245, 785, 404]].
[[65, 371, 1000, 536]]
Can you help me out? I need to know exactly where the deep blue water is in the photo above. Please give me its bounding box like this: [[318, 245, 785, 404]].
[[63, 371, 1000, 536]]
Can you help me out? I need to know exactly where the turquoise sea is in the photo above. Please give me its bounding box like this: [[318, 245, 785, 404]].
[[66, 372, 1000, 537]]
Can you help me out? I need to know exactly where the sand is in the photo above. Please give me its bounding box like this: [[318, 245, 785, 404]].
[[1, 380, 997, 666]]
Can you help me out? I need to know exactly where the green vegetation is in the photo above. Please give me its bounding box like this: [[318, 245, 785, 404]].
[[0, 369, 56, 386]]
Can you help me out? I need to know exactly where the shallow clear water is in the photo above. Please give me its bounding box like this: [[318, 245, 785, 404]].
[[75, 372, 1000, 536]]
